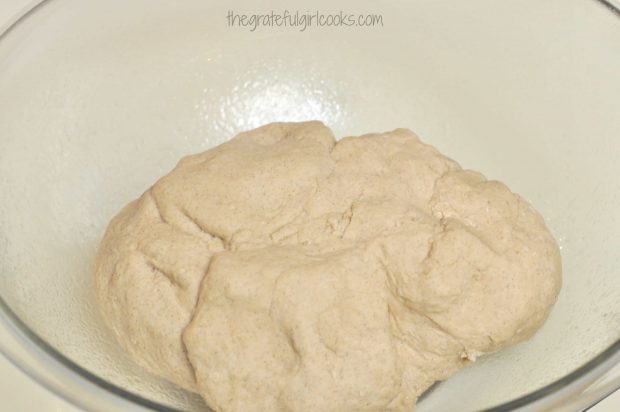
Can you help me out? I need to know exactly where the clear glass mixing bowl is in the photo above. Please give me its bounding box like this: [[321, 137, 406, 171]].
[[1, 0, 619, 411]]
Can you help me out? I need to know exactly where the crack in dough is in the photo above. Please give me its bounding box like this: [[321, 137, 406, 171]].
[[94, 121, 561, 411]]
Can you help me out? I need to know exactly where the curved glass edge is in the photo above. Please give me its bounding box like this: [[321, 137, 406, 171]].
[[0, 0, 619, 411], [0, 0, 51, 37], [0, 295, 188, 412], [594, 0, 620, 18], [482, 339, 620, 412], [0, 1, 192, 410]]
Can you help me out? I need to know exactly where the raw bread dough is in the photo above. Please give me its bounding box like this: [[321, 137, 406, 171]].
[[94, 121, 561, 411]]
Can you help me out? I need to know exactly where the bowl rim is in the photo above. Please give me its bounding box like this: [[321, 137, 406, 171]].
[[0, 0, 619, 410]]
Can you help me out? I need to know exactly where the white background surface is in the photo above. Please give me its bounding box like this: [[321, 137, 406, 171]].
[[0, 1, 619, 411]]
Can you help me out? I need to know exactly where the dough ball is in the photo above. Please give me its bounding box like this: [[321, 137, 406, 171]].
[[94, 121, 561, 411]]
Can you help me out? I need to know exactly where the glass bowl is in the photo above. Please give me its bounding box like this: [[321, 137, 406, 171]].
[[1, 0, 619, 411]]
